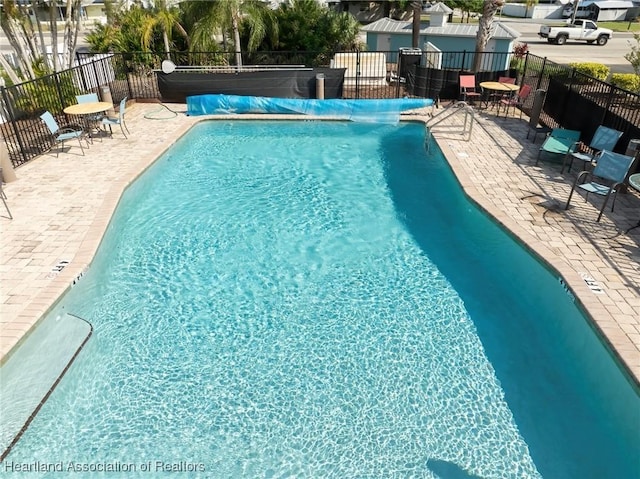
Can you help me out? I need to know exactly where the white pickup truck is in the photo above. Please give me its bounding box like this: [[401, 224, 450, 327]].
[[538, 19, 613, 46]]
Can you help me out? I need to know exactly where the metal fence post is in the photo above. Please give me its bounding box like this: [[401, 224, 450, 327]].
[[91, 58, 100, 92], [537, 56, 546, 91], [53, 71, 66, 111], [602, 83, 616, 125], [123, 54, 133, 100], [355, 49, 360, 100]]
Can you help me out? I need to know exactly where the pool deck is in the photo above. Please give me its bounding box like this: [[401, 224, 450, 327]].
[[1, 102, 639, 386]]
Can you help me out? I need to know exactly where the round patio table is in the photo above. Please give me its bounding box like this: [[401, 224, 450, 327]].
[[63, 101, 113, 138], [479, 81, 520, 93], [63, 101, 113, 116], [479, 81, 520, 109]]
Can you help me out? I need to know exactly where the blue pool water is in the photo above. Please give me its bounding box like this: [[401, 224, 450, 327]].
[[4, 121, 638, 478]]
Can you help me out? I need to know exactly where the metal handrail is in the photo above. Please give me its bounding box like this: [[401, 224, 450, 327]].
[[425, 101, 475, 148]]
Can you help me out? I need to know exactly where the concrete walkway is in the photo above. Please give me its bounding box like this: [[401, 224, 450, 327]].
[[1, 102, 638, 385]]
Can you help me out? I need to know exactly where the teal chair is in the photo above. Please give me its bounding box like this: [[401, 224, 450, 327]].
[[561, 125, 623, 173], [75, 92, 99, 103], [101, 97, 129, 139], [76, 92, 104, 139], [40, 111, 87, 156], [0, 175, 11, 220], [536, 128, 581, 166], [565, 150, 636, 222]]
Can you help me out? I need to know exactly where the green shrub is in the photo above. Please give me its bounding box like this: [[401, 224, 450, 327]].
[[568, 62, 610, 81], [610, 73, 640, 93], [14, 76, 78, 114]]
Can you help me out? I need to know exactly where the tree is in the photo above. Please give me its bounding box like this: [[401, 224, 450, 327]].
[[472, 0, 504, 72], [266, 0, 360, 53], [181, 0, 274, 67], [524, 0, 538, 18], [411, 0, 421, 48], [443, 0, 482, 23], [624, 33, 640, 93], [1, 0, 84, 81], [383, 0, 411, 20], [140, 0, 189, 58]]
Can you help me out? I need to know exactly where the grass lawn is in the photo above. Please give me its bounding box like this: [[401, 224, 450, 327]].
[[597, 21, 640, 32]]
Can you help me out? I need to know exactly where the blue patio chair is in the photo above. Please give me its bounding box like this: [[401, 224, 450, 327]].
[[102, 97, 130, 139], [0, 171, 12, 220], [76, 92, 99, 103], [561, 125, 623, 173], [76, 92, 105, 138], [40, 111, 87, 156], [564, 149, 636, 222], [535, 128, 581, 166]]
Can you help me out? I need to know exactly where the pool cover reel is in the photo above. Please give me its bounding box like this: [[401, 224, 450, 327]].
[[186, 94, 434, 124]]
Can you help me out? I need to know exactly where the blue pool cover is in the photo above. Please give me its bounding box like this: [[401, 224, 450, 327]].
[[186, 94, 434, 123]]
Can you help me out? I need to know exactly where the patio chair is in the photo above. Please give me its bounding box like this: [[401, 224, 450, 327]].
[[526, 89, 551, 142], [40, 111, 87, 156], [560, 125, 623, 173], [564, 149, 636, 222], [488, 76, 516, 104], [0, 169, 12, 220], [76, 92, 99, 103], [459, 74, 481, 105], [76, 92, 105, 139], [535, 128, 581, 166], [102, 97, 130, 139], [497, 84, 531, 118]]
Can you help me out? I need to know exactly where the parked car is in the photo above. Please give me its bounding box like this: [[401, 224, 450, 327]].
[[538, 19, 613, 46]]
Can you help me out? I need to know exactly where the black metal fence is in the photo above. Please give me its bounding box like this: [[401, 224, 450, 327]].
[[1, 50, 639, 168]]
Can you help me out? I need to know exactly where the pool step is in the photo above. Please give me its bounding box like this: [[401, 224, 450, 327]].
[[0, 313, 92, 461]]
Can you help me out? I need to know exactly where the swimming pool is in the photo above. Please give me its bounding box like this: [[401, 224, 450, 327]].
[[2, 121, 638, 478]]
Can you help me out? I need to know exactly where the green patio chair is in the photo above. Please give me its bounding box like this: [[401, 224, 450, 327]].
[[535, 128, 581, 167], [564, 149, 636, 222], [560, 125, 623, 173]]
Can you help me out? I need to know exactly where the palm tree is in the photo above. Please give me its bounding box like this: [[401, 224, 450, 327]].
[[411, 0, 421, 48], [0, 0, 84, 80], [141, 0, 189, 59], [473, 0, 505, 72], [182, 0, 275, 68]]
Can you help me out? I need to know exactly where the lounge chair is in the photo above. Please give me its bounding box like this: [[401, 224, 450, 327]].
[[535, 128, 581, 166], [40, 111, 87, 156], [564, 149, 636, 222], [561, 125, 623, 173], [102, 97, 130, 139]]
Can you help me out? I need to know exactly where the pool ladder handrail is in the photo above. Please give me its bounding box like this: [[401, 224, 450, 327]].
[[425, 101, 475, 149]]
